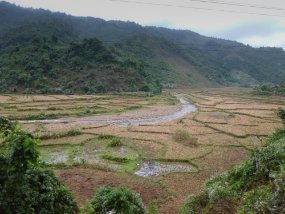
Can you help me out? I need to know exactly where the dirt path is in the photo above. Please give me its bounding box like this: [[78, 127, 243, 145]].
[[21, 94, 196, 126]]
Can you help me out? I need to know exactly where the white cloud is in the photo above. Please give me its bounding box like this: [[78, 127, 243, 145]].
[[240, 32, 285, 48]]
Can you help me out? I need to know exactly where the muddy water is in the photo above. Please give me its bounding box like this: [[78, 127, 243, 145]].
[[21, 95, 196, 126], [135, 161, 194, 177]]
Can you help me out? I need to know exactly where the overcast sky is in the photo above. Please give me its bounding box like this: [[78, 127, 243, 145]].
[[6, 0, 285, 48]]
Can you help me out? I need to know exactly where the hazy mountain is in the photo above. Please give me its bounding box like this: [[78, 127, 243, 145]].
[[0, 1, 285, 93]]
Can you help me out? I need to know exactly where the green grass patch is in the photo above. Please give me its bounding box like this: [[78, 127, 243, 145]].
[[107, 138, 122, 147], [23, 113, 60, 120], [39, 128, 82, 140], [98, 134, 117, 140]]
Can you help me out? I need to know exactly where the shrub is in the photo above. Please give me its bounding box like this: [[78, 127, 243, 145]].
[[25, 113, 57, 120], [87, 186, 145, 214], [205, 138, 285, 204], [254, 85, 273, 95], [276, 108, 285, 126], [39, 128, 81, 140], [173, 129, 197, 146], [267, 128, 285, 144], [205, 171, 240, 203], [180, 193, 209, 214], [180, 128, 285, 213], [108, 138, 122, 147], [268, 165, 285, 213], [67, 128, 82, 136], [100, 153, 129, 163], [98, 134, 116, 140], [238, 185, 273, 214]]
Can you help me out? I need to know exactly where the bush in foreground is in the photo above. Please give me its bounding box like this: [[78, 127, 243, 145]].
[[0, 116, 78, 213], [180, 128, 285, 213], [87, 186, 145, 214]]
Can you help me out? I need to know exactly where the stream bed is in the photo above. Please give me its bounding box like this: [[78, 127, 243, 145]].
[[21, 95, 196, 126]]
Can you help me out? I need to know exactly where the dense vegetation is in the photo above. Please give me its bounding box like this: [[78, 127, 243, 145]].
[[254, 82, 285, 96], [0, 116, 78, 213], [180, 124, 285, 213], [0, 116, 147, 213], [87, 186, 145, 214], [1, 1, 285, 92], [0, 23, 162, 94]]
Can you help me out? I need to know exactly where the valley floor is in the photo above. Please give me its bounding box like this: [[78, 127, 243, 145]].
[[0, 88, 283, 213]]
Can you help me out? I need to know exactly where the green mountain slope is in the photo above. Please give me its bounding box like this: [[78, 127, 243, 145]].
[[0, 1, 285, 92], [0, 24, 161, 93]]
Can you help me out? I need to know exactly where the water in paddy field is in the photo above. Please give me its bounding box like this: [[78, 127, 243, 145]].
[[134, 161, 194, 177]]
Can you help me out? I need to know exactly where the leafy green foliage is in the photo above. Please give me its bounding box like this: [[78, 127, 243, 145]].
[[269, 165, 285, 212], [180, 129, 285, 213], [0, 116, 78, 213], [108, 138, 122, 147], [254, 83, 285, 96], [98, 134, 118, 140], [3, 131, 40, 174], [87, 186, 145, 214], [66, 129, 82, 137], [276, 108, 285, 126], [254, 84, 274, 95], [0, 169, 77, 214], [0, 14, 163, 94], [100, 153, 129, 163], [0, 116, 16, 136], [238, 185, 273, 214], [238, 165, 285, 214], [24, 113, 58, 120], [206, 137, 285, 202], [267, 128, 285, 143], [180, 193, 209, 214]]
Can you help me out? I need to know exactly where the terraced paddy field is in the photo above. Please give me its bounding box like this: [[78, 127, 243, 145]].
[[1, 88, 284, 213]]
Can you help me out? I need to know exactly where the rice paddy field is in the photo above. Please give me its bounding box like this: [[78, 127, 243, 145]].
[[0, 88, 284, 213]]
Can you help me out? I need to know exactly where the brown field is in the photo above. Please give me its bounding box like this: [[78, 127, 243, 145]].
[[0, 93, 177, 120], [1, 88, 284, 213]]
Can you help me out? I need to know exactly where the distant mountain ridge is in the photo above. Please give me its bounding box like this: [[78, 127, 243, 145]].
[[0, 1, 285, 93]]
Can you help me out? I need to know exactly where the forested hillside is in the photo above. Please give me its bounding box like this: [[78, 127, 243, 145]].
[[1, 1, 285, 93]]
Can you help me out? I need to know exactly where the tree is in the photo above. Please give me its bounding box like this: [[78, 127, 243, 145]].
[[0, 116, 78, 213], [0, 116, 16, 136]]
